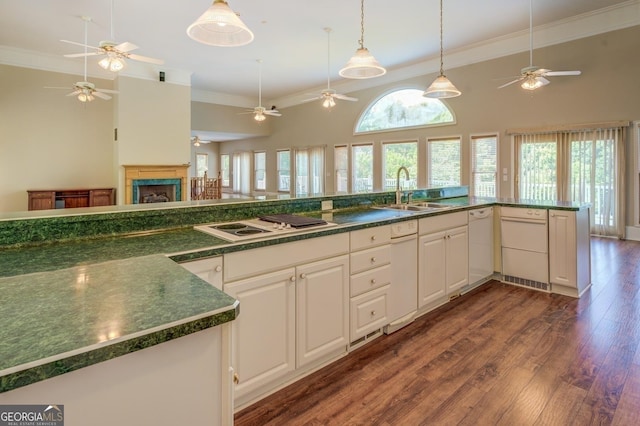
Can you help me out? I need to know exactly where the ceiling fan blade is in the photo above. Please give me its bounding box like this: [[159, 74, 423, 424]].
[[127, 53, 165, 65], [264, 111, 282, 117], [64, 52, 102, 58], [498, 78, 523, 89], [114, 41, 139, 53], [65, 90, 82, 96], [334, 93, 358, 102], [301, 95, 322, 103], [537, 76, 550, 86], [544, 70, 582, 76], [95, 88, 119, 94], [60, 39, 99, 49], [44, 86, 73, 90], [92, 91, 112, 100]]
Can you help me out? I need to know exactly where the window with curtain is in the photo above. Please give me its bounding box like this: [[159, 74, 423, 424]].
[[470, 134, 498, 197], [427, 137, 461, 187], [294, 146, 325, 196], [513, 124, 626, 237], [334, 145, 348, 193], [277, 150, 290, 192], [382, 141, 418, 190], [352, 144, 373, 193], [232, 151, 251, 195], [220, 154, 230, 187], [254, 151, 266, 191]]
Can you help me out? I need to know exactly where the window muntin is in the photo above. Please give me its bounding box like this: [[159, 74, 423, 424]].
[[254, 151, 266, 191], [382, 141, 418, 191], [470, 135, 498, 197], [352, 144, 373, 193], [427, 137, 461, 187], [277, 150, 291, 192], [356, 88, 454, 134]]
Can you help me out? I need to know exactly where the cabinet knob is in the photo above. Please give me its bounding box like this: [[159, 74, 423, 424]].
[[371, 257, 376, 263], [371, 279, 376, 285], [300, 273, 307, 279], [215, 265, 222, 272], [370, 310, 376, 316], [290, 276, 296, 282], [371, 235, 376, 241], [233, 373, 240, 384]]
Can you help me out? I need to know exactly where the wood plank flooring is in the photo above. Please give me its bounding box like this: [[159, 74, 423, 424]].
[[235, 237, 640, 425]]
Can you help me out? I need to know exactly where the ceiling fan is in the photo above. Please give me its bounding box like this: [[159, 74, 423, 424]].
[[46, 17, 118, 102], [303, 28, 358, 108], [498, 0, 581, 90], [60, 0, 164, 72], [242, 60, 282, 121], [191, 136, 212, 146]]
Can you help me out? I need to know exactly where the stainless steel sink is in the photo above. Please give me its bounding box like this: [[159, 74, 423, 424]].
[[376, 202, 454, 212]]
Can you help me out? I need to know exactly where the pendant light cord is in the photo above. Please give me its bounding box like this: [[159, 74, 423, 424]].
[[358, 0, 365, 49], [83, 17, 89, 80], [528, 0, 533, 67], [326, 28, 331, 90], [438, 0, 444, 76]]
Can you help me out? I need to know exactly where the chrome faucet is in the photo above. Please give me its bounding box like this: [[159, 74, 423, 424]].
[[395, 166, 410, 205]]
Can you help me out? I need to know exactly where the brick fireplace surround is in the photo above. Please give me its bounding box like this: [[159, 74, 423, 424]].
[[123, 165, 190, 204]]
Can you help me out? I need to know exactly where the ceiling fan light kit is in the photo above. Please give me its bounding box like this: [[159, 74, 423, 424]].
[[424, 0, 461, 99], [187, 0, 254, 47], [98, 52, 125, 72], [339, 0, 386, 79]]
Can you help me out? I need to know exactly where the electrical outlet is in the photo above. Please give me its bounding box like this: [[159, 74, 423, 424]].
[[321, 200, 333, 211]]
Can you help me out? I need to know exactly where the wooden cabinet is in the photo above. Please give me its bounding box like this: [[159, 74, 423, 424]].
[[548, 208, 591, 297], [418, 212, 468, 310], [349, 226, 392, 345], [179, 256, 223, 290], [27, 188, 115, 211]]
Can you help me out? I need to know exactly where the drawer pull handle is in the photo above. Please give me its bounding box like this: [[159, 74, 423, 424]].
[[233, 373, 240, 384], [215, 265, 222, 272], [371, 257, 376, 263], [371, 279, 376, 285], [370, 310, 376, 316], [371, 235, 376, 241], [290, 276, 296, 282], [300, 273, 307, 279]]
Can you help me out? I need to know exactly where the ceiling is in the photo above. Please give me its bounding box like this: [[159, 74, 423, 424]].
[[0, 0, 636, 109]]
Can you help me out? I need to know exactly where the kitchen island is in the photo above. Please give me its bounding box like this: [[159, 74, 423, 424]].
[[0, 189, 590, 421]]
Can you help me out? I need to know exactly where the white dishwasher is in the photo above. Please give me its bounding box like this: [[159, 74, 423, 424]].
[[384, 219, 418, 335], [468, 207, 494, 285]]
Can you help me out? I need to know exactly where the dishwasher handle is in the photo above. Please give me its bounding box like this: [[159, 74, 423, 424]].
[[500, 216, 546, 225], [469, 208, 492, 219]]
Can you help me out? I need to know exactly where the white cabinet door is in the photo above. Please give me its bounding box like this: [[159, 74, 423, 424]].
[[180, 256, 223, 289], [296, 255, 349, 368], [446, 225, 469, 294], [548, 210, 576, 288], [224, 268, 296, 399], [418, 231, 447, 308]]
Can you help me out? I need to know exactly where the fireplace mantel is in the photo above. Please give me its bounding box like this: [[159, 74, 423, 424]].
[[123, 165, 190, 204]]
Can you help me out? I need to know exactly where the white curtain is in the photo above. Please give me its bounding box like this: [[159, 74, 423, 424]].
[[232, 151, 251, 195], [294, 146, 325, 196]]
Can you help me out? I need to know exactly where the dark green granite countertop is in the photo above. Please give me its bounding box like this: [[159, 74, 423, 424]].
[[0, 255, 238, 393], [0, 195, 587, 393]]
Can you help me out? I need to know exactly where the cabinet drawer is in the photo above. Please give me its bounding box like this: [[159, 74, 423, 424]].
[[350, 285, 390, 341], [419, 211, 467, 235], [350, 225, 391, 251], [350, 264, 391, 297], [350, 244, 391, 274]]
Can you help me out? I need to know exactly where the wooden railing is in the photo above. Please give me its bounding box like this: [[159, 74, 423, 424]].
[[191, 171, 222, 200]]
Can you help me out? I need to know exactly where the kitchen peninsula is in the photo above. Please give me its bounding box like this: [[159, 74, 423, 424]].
[[0, 187, 591, 423]]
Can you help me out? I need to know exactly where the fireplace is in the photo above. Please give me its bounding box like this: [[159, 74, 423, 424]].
[[123, 165, 190, 205]]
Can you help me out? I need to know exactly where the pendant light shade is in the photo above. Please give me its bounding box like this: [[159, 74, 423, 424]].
[[424, 0, 461, 99], [187, 0, 254, 47], [339, 0, 386, 79]]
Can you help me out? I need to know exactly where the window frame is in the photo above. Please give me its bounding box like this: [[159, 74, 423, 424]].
[[253, 151, 266, 192], [381, 139, 418, 191], [276, 149, 291, 193], [469, 133, 499, 198], [426, 136, 462, 188], [220, 153, 230, 188], [351, 143, 374, 193], [334, 144, 349, 194]]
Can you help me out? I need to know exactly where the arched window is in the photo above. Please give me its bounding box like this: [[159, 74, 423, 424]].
[[355, 88, 455, 134]]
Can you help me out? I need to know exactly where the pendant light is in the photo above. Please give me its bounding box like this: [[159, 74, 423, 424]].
[[187, 0, 254, 47], [424, 0, 461, 98], [339, 0, 386, 79]]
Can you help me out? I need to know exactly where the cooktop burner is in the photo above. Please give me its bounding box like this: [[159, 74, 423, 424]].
[[194, 216, 336, 242]]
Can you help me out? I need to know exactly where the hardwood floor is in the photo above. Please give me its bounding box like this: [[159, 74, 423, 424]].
[[234, 237, 640, 425]]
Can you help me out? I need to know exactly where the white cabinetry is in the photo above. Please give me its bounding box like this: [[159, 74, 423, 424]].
[[349, 226, 392, 345], [223, 233, 349, 407], [418, 212, 468, 311], [179, 256, 223, 289], [548, 208, 591, 297]]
